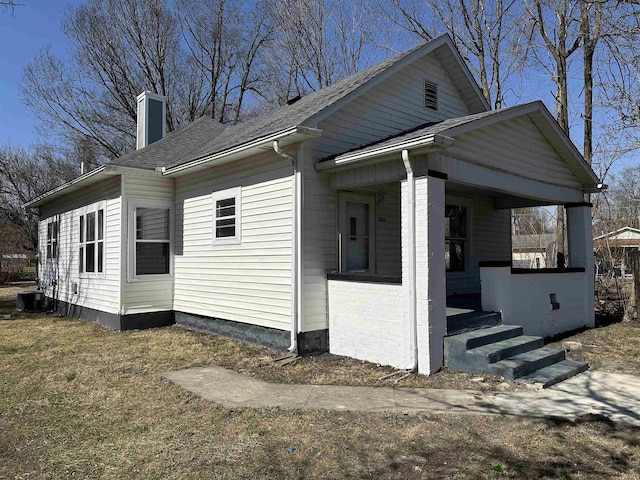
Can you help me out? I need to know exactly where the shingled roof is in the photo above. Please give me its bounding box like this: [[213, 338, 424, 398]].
[[110, 115, 225, 169], [110, 34, 488, 171]]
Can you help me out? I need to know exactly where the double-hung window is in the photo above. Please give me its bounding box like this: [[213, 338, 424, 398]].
[[128, 199, 173, 279], [46, 219, 58, 259], [212, 187, 241, 245], [79, 205, 105, 274]]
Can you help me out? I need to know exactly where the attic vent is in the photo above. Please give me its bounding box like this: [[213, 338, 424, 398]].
[[424, 80, 438, 110]]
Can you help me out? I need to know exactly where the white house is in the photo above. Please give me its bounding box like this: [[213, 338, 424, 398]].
[[594, 226, 640, 276], [27, 35, 601, 377]]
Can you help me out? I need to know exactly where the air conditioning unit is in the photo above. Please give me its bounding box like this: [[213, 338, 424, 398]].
[[16, 290, 45, 312]]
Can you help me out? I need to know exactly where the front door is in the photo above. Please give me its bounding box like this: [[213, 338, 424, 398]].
[[339, 193, 375, 273]]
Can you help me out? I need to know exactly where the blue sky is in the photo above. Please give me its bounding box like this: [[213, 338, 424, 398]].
[[0, 1, 634, 179], [0, 1, 83, 147]]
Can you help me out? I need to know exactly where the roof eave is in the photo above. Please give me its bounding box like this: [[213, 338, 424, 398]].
[[316, 134, 454, 172], [24, 165, 158, 209], [161, 126, 322, 177]]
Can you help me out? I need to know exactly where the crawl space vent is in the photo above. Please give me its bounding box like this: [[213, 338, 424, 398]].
[[424, 80, 438, 110]]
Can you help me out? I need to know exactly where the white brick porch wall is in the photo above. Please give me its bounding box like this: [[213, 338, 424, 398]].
[[327, 280, 412, 368]]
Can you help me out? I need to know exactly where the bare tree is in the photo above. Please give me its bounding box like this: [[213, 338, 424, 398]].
[[1, 0, 23, 13], [523, 0, 583, 265], [21, 0, 206, 161], [0, 143, 78, 269], [266, 0, 388, 102], [580, 0, 603, 168], [176, 0, 273, 124], [382, 0, 523, 109]]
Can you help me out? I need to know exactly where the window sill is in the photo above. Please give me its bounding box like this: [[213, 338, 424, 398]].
[[127, 273, 173, 283]]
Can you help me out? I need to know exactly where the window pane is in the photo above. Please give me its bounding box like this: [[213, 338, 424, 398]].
[[87, 212, 96, 242], [80, 216, 85, 243], [445, 205, 466, 238], [53, 221, 58, 239], [216, 198, 235, 218], [47, 223, 52, 240], [136, 208, 169, 240], [446, 240, 465, 272], [98, 209, 104, 240], [136, 242, 170, 275], [216, 226, 236, 238], [86, 243, 95, 272], [216, 217, 235, 238], [79, 247, 84, 273], [97, 242, 103, 273]]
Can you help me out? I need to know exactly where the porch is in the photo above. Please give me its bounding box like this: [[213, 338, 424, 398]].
[[318, 103, 599, 375]]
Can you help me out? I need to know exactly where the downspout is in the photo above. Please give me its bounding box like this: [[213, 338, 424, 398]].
[[401, 149, 418, 372], [273, 140, 301, 353]]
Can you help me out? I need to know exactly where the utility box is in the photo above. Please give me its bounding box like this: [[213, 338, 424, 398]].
[[16, 290, 44, 312]]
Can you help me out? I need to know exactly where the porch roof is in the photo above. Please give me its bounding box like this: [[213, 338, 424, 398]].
[[317, 101, 601, 194]]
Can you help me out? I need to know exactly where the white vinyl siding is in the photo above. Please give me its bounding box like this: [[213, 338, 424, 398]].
[[38, 176, 121, 314], [174, 152, 293, 331], [444, 115, 583, 190], [308, 53, 471, 160], [445, 194, 511, 295], [301, 51, 467, 332], [122, 175, 175, 314]]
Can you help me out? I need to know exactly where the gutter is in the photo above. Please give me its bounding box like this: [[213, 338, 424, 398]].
[[317, 134, 453, 171], [162, 126, 321, 176], [24, 164, 161, 209], [401, 150, 418, 371], [273, 140, 302, 354]]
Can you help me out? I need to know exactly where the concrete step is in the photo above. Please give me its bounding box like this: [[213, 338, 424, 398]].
[[445, 324, 523, 351], [470, 335, 544, 364], [487, 347, 566, 380], [444, 325, 523, 371], [516, 360, 590, 388], [447, 311, 503, 335], [444, 322, 589, 387]]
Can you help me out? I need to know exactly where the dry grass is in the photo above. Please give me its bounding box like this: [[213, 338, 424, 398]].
[[1, 284, 640, 478], [549, 320, 640, 377]]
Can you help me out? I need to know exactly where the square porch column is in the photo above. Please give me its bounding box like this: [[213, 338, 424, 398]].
[[566, 203, 595, 328], [402, 174, 446, 374]]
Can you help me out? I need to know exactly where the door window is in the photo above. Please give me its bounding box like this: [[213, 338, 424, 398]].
[[340, 194, 375, 273]]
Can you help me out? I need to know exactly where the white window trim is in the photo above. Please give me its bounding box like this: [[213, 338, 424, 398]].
[[127, 198, 174, 282], [78, 201, 106, 278], [46, 217, 58, 260], [212, 187, 241, 246], [338, 192, 376, 274]]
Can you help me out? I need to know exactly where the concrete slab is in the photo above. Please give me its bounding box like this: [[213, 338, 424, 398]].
[[162, 366, 314, 409], [162, 366, 640, 426], [306, 385, 398, 413]]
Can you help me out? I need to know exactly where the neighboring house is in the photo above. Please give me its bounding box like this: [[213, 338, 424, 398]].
[[594, 227, 640, 276], [512, 233, 555, 269], [26, 35, 601, 375]]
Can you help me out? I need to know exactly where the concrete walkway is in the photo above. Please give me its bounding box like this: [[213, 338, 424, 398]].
[[162, 366, 640, 427]]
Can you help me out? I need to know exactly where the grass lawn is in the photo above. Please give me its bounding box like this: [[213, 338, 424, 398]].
[[1, 284, 640, 479]]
